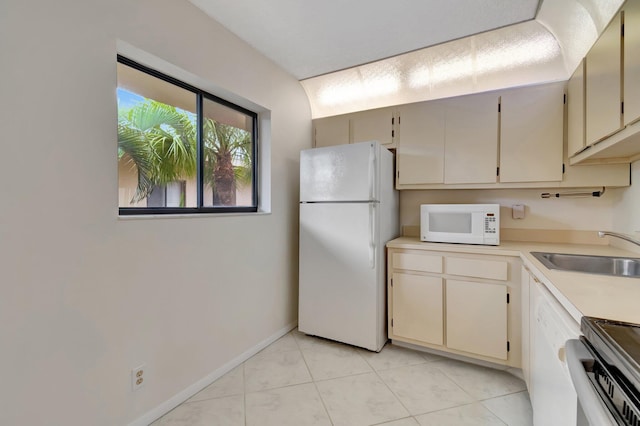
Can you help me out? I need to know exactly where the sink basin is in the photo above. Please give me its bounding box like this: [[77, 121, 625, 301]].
[[531, 252, 640, 278]]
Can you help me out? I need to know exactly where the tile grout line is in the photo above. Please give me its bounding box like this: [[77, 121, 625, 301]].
[[367, 348, 418, 422], [370, 351, 491, 420], [480, 390, 532, 426], [292, 330, 336, 426], [431, 361, 525, 402], [429, 361, 530, 424]]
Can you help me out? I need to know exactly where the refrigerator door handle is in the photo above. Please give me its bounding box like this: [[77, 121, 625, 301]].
[[369, 203, 376, 269], [368, 143, 376, 201]]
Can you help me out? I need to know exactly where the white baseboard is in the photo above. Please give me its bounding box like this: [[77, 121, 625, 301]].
[[128, 321, 298, 426]]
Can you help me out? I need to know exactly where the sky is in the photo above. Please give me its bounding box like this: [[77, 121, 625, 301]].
[[117, 88, 144, 110]]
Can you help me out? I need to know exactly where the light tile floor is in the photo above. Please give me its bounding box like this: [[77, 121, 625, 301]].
[[152, 329, 533, 426]]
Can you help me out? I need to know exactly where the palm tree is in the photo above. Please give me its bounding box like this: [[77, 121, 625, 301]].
[[118, 100, 197, 203], [202, 119, 253, 206]]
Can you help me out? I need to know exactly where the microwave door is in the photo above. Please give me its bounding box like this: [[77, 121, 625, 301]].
[[426, 211, 483, 244]]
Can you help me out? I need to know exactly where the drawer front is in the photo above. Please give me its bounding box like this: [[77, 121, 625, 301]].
[[393, 253, 443, 273], [445, 257, 508, 281]]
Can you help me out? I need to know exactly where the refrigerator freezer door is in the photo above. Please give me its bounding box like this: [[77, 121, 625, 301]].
[[299, 202, 381, 351], [300, 141, 378, 202]]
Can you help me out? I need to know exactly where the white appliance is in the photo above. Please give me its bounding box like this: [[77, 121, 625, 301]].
[[420, 203, 500, 245], [298, 141, 399, 352], [530, 279, 581, 426]]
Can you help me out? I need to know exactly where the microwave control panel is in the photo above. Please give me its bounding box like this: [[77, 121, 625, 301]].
[[484, 214, 497, 234]]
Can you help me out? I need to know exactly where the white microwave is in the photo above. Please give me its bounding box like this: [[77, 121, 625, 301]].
[[420, 204, 500, 245]]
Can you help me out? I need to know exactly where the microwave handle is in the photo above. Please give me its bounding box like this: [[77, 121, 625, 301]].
[[565, 339, 617, 426]]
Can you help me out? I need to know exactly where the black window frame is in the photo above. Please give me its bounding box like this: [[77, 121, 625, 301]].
[[117, 55, 259, 215]]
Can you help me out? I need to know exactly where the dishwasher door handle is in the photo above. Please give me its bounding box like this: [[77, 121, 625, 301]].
[[565, 339, 617, 426]]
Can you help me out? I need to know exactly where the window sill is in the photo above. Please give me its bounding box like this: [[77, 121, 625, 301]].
[[117, 210, 272, 221]]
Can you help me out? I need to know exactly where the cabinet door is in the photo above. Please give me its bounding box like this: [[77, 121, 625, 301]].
[[313, 115, 350, 148], [446, 279, 507, 359], [500, 82, 564, 183], [568, 61, 586, 157], [444, 93, 499, 184], [625, 0, 640, 125], [521, 267, 532, 390], [396, 101, 445, 184], [351, 107, 394, 145], [392, 273, 443, 345], [586, 13, 622, 145]]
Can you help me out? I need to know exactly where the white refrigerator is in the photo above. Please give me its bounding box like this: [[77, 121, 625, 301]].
[[298, 141, 399, 352]]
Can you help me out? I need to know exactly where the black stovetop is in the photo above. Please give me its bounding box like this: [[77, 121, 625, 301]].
[[582, 317, 640, 391]]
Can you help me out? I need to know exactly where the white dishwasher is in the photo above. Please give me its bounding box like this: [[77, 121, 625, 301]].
[[530, 279, 581, 426]]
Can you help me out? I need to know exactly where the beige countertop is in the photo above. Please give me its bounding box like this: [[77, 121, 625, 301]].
[[387, 237, 640, 325]]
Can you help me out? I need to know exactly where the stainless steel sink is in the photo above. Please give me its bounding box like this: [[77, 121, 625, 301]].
[[531, 252, 640, 278]]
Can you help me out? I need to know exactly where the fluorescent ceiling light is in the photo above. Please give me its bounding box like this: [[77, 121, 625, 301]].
[[302, 21, 566, 118]]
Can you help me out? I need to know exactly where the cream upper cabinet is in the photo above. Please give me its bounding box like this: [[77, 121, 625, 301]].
[[391, 272, 443, 346], [350, 107, 395, 146], [446, 279, 508, 360], [625, 0, 640, 126], [568, 60, 586, 157], [396, 101, 446, 185], [499, 82, 564, 183], [444, 92, 499, 184], [586, 12, 622, 145], [313, 115, 350, 148]]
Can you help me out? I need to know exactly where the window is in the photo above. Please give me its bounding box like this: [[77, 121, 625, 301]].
[[117, 56, 258, 214]]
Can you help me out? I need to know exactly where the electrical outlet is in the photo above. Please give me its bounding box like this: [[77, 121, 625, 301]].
[[131, 364, 145, 391]]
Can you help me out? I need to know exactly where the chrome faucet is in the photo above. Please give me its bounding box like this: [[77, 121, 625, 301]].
[[598, 231, 640, 247]]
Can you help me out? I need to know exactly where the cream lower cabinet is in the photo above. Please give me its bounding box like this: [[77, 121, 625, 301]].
[[446, 279, 507, 360], [392, 273, 443, 345], [388, 248, 521, 366]]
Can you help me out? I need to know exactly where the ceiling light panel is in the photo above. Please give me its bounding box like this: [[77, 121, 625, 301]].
[[302, 21, 566, 118]]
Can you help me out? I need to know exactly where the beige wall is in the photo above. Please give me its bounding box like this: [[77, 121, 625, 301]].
[[0, 1, 311, 425], [401, 186, 621, 232]]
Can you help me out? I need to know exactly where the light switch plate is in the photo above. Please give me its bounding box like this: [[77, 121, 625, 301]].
[[512, 204, 525, 219]]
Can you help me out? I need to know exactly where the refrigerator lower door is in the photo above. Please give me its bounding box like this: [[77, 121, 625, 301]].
[[299, 202, 383, 351]]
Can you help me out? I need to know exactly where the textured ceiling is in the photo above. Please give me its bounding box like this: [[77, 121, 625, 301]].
[[189, 0, 540, 79]]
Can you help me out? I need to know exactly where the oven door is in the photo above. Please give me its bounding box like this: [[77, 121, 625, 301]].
[[566, 339, 619, 426]]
